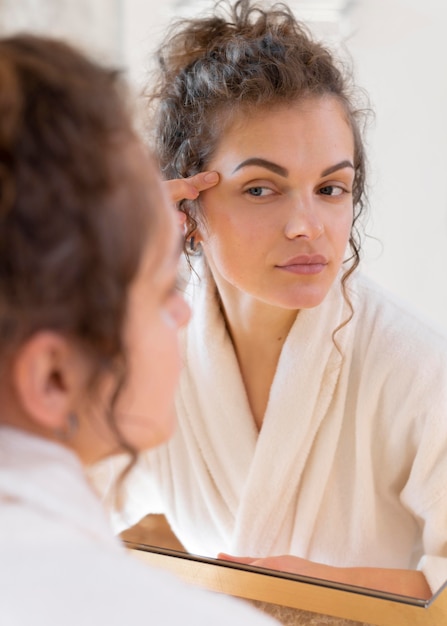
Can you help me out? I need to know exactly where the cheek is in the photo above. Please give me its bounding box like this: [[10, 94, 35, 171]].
[[330, 209, 353, 251], [126, 323, 176, 402], [201, 189, 249, 236], [116, 308, 159, 408], [203, 205, 267, 256], [112, 325, 179, 451]]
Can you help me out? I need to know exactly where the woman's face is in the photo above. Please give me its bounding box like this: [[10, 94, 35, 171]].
[[5, 142, 190, 465], [81, 149, 190, 462], [198, 96, 355, 310], [112, 178, 190, 452]]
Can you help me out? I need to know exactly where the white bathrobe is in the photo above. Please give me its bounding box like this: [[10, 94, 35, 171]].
[[95, 262, 447, 594], [0, 427, 275, 626]]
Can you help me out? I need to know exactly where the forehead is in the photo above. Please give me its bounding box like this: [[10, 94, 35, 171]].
[[229, 96, 350, 139], [209, 96, 354, 167]]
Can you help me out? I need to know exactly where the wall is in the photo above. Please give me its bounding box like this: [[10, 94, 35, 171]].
[[0, 0, 122, 63], [347, 0, 447, 332]]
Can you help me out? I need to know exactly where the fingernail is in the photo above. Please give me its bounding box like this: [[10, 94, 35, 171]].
[[203, 171, 219, 183]]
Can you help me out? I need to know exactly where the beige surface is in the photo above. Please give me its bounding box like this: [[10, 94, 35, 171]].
[[248, 600, 372, 626], [120, 514, 185, 551]]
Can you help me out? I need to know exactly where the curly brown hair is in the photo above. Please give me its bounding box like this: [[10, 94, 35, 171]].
[[0, 35, 160, 449], [148, 0, 369, 303]]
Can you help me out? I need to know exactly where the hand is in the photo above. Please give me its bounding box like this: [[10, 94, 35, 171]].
[[217, 553, 432, 598], [217, 553, 315, 575], [165, 171, 219, 205]]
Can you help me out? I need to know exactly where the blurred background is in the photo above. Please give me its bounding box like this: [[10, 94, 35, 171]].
[[2, 0, 447, 331]]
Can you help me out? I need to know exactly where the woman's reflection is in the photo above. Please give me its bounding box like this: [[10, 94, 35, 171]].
[[94, 0, 447, 601]]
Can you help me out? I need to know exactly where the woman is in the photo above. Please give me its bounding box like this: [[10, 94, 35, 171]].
[[96, 0, 447, 599], [0, 34, 277, 626]]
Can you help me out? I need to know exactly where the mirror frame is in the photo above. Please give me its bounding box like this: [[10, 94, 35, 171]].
[[126, 542, 447, 626]]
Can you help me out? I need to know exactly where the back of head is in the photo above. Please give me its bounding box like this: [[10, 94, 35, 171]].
[[150, 0, 366, 213], [0, 35, 156, 380]]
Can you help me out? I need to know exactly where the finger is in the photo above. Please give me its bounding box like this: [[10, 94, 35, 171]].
[[165, 179, 199, 204], [187, 171, 219, 193], [165, 171, 219, 204], [250, 556, 305, 574], [217, 553, 257, 564]]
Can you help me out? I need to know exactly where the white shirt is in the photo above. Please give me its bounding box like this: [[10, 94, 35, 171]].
[[0, 426, 276, 626]]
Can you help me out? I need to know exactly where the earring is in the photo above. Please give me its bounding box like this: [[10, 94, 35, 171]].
[[55, 412, 78, 441], [190, 236, 196, 252]]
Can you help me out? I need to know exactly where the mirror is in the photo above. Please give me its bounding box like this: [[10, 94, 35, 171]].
[[4, 0, 447, 620], [125, 542, 447, 626], [121, 0, 447, 335], [116, 1, 447, 609]]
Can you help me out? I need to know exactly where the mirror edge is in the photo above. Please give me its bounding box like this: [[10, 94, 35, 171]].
[[126, 543, 447, 626]]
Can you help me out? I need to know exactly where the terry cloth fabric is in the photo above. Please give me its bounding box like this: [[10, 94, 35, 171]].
[[92, 259, 447, 594], [0, 426, 277, 626]]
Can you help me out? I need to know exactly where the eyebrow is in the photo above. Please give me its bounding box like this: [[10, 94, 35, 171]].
[[232, 158, 288, 177], [321, 160, 354, 177], [232, 157, 355, 179]]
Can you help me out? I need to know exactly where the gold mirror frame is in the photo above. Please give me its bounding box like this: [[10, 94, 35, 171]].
[[126, 542, 447, 626]]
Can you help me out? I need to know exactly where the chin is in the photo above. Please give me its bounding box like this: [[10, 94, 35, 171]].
[[132, 408, 177, 452], [276, 290, 330, 310], [294, 279, 337, 309]]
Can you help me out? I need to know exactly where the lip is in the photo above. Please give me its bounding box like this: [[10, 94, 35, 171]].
[[276, 254, 328, 275]]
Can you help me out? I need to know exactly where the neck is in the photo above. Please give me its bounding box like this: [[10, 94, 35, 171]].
[[209, 262, 297, 348], [222, 292, 297, 354], [210, 269, 298, 430]]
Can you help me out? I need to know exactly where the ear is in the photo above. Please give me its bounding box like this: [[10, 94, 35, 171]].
[[12, 332, 80, 432], [192, 229, 203, 244], [185, 208, 205, 245], [188, 224, 205, 246]]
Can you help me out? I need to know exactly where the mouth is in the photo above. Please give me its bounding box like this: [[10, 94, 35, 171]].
[[276, 254, 328, 275]]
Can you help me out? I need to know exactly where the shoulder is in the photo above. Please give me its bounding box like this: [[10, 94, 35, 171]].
[[1, 544, 274, 625], [350, 272, 447, 349], [346, 272, 447, 388]]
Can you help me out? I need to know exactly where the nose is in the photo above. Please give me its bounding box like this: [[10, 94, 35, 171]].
[[284, 195, 324, 240]]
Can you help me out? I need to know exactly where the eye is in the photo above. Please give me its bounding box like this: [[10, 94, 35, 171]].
[[245, 186, 275, 197], [319, 185, 345, 197]]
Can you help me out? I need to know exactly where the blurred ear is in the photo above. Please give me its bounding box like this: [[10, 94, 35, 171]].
[[12, 332, 80, 432]]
